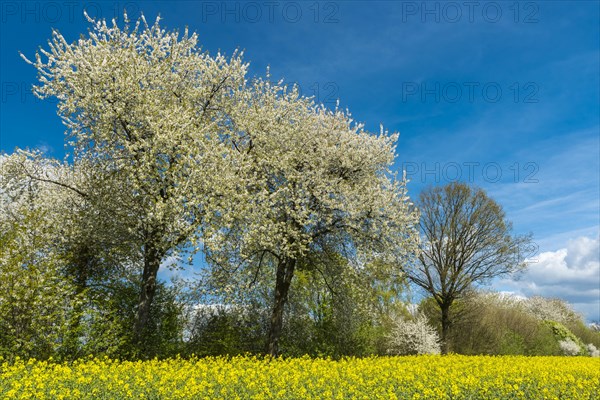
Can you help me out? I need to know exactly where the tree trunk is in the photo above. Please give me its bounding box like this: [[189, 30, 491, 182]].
[[440, 302, 452, 355], [64, 251, 91, 356], [267, 258, 296, 356], [133, 244, 163, 347]]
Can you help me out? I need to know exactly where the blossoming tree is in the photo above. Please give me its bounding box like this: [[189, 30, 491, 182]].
[[205, 78, 420, 355], [21, 13, 247, 345]]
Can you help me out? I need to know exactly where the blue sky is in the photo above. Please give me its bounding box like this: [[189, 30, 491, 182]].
[[1, 1, 599, 320]]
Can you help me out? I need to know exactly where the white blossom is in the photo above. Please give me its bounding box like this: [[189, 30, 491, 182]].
[[559, 339, 581, 356], [523, 296, 583, 325], [204, 76, 420, 268], [586, 343, 600, 357], [387, 314, 441, 355]]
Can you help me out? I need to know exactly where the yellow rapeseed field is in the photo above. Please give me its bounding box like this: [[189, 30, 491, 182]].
[[1, 355, 598, 399]]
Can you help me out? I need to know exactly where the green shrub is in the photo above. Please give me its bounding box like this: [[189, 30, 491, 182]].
[[544, 320, 588, 355]]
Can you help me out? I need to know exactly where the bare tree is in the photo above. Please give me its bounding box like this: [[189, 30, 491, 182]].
[[406, 182, 532, 354]]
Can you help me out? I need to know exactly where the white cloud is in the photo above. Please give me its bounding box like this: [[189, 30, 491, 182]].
[[35, 143, 53, 154], [500, 235, 600, 322]]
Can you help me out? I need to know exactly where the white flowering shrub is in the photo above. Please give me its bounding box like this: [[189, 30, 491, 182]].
[[387, 314, 441, 355], [559, 339, 581, 356], [523, 296, 582, 325], [586, 343, 600, 357]]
